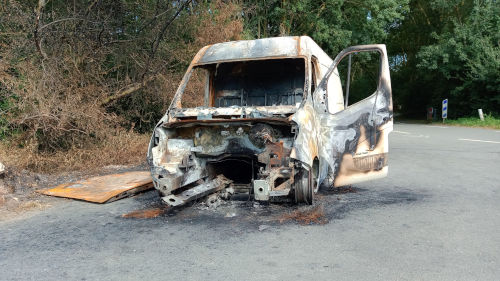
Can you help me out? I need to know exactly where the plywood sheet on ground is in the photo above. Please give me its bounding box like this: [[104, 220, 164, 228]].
[[37, 171, 153, 203]]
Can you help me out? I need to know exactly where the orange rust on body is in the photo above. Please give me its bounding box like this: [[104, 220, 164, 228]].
[[191, 44, 212, 65], [193, 55, 308, 66], [334, 126, 390, 187], [267, 141, 285, 167], [295, 36, 301, 56], [164, 117, 291, 128]]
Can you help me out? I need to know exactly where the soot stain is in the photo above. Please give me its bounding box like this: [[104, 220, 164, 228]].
[[118, 187, 428, 232]]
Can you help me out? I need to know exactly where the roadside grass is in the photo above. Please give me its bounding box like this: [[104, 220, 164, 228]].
[[399, 115, 500, 129], [443, 114, 500, 129], [0, 132, 149, 173]]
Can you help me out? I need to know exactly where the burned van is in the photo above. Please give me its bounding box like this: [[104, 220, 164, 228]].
[[147, 36, 393, 206]]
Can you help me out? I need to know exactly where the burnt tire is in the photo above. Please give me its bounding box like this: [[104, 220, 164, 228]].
[[294, 168, 313, 205]]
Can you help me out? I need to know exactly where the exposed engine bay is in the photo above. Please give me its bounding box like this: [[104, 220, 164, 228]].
[[149, 120, 304, 206]]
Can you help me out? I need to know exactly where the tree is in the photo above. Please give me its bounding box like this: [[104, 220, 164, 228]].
[[389, 0, 499, 118], [417, 0, 500, 116], [0, 0, 243, 153], [243, 0, 409, 55]]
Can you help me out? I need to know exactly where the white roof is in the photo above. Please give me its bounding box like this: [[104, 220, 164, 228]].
[[195, 36, 331, 65]]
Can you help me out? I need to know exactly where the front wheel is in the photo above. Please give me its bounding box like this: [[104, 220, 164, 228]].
[[294, 167, 313, 205]]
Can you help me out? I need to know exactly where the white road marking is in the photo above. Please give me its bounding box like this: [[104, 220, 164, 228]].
[[458, 138, 500, 144], [425, 125, 448, 128], [393, 130, 429, 138], [408, 134, 430, 138]]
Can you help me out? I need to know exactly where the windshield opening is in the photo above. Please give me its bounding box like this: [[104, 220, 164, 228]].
[[180, 58, 305, 108]]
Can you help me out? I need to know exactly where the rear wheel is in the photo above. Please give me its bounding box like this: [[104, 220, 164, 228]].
[[294, 167, 313, 205]]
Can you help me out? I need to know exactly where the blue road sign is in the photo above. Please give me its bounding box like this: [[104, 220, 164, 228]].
[[442, 99, 448, 119]]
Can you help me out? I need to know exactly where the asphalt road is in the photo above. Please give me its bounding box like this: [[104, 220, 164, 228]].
[[1, 123, 500, 281]]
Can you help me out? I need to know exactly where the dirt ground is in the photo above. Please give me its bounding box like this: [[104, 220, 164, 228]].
[[0, 164, 148, 221]]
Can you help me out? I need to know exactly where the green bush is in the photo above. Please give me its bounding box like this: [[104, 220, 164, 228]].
[[445, 114, 500, 129]]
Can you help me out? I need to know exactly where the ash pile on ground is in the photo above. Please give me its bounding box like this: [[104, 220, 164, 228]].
[[0, 167, 51, 218], [121, 185, 369, 228], [121, 183, 424, 230]]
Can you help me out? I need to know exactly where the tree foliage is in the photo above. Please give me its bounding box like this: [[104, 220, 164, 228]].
[[0, 0, 242, 152], [417, 0, 500, 116], [388, 0, 499, 118], [243, 0, 409, 55]]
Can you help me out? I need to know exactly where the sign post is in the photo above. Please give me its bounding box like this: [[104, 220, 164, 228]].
[[442, 99, 448, 123], [478, 109, 484, 121]]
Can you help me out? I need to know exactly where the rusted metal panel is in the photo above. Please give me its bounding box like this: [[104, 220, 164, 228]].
[[37, 171, 153, 203], [197, 37, 302, 64], [164, 117, 291, 128], [162, 175, 231, 207]]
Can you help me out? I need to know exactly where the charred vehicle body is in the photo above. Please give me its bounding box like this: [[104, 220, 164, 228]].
[[147, 36, 393, 206]]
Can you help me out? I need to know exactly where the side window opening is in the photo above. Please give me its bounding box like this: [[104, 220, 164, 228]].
[[337, 52, 380, 108]]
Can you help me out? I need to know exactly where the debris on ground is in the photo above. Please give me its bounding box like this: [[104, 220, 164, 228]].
[[0, 180, 8, 196], [0, 166, 51, 219], [14, 200, 50, 212], [258, 224, 270, 231], [220, 187, 235, 200], [334, 185, 358, 194], [277, 205, 329, 225], [205, 193, 222, 209], [122, 207, 166, 219], [37, 171, 153, 203], [225, 212, 237, 218]]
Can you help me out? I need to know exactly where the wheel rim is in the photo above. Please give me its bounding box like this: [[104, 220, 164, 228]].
[[295, 168, 313, 204]]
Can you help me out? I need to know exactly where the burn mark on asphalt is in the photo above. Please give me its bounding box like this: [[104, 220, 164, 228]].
[[121, 187, 427, 229]]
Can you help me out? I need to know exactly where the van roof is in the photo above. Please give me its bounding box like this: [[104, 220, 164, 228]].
[[195, 36, 330, 65]]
